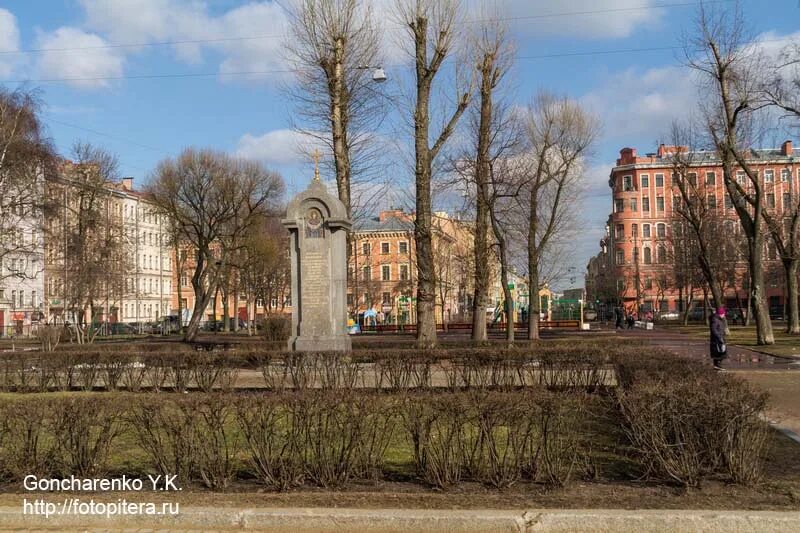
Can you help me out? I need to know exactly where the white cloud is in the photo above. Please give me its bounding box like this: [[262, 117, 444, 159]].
[[35, 27, 124, 89], [581, 65, 700, 142], [0, 8, 22, 77], [481, 0, 663, 40], [235, 129, 324, 165], [79, 0, 289, 81]]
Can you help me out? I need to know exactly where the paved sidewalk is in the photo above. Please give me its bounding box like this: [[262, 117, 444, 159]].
[[2, 506, 800, 532]]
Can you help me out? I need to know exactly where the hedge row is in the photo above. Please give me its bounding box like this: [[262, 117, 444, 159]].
[[0, 391, 593, 490], [0, 350, 624, 392], [0, 372, 771, 490]]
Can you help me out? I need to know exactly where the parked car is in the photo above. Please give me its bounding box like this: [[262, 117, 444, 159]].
[[769, 306, 785, 320], [583, 309, 598, 321], [657, 311, 680, 321]]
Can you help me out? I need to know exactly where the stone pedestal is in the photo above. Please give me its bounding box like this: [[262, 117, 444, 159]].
[[282, 178, 351, 352]]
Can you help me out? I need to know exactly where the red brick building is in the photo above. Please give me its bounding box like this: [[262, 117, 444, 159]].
[[587, 141, 798, 316]]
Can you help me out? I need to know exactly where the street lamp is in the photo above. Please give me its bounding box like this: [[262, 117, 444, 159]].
[[357, 65, 387, 83]]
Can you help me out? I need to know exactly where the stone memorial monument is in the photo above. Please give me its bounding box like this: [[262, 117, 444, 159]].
[[282, 152, 352, 352]]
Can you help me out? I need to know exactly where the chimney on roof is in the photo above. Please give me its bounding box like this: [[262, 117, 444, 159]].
[[379, 209, 406, 223], [121, 177, 134, 190], [781, 140, 793, 156]]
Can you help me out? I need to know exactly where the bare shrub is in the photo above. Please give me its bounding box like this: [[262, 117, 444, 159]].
[[468, 391, 536, 488], [37, 325, 63, 352], [403, 394, 467, 488], [128, 397, 196, 481], [616, 371, 769, 488], [537, 391, 587, 488], [190, 395, 242, 490], [0, 397, 58, 479], [262, 316, 290, 342], [50, 395, 125, 477], [235, 394, 304, 490], [296, 391, 367, 488]]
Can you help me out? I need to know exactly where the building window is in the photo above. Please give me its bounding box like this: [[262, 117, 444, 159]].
[[655, 174, 664, 187], [382, 292, 391, 305], [670, 173, 678, 186], [362, 242, 371, 256], [705, 171, 716, 185], [381, 242, 390, 254], [347, 294, 354, 306], [615, 250, 624, 265], [781, 169, 790, 182], [622, 175, 633, 191], [643, 247, 652, 264], [630, 198, 637, 212], [687, 173, 697, 187], [642, 224, 651, 238], [707, 194, 717, 209], [382, 265, 391, 281], [400, 264, 409, 281], [736, 170, 746, 185], [657, 245, 667, 264], [641, 175, 649, 187], [656, 197, 664, 211], [615, 224, 624, 239], [767, 193, 776, 208], [783, 192, 792, 209], [362, 266, 371, 281], [631, 223, 638, 238], [644, 278, 653, 289], [399, 241, 408, 254], [764, 169, 774, 183], [614, 199, 624, 213], [656, 223, 666, 238], [642, 197, 650, 212], [725, 192, 733, 209]]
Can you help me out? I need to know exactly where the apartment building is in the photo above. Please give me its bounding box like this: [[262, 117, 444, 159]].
[[587, 141, 798, 315], [44, 166, 172, 328], [348, 209, 480, 325], [0, 204, 45, 337]]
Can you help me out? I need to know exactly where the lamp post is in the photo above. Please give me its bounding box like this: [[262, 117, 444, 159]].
[[356, 65, 387, 83]]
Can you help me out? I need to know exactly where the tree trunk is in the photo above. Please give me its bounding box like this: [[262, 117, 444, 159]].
[[527, 185, 540, 340], [471, 52, 493, 344], [184, 294, 208, 342], [222, 287, 230, 333], [749, 235, 775, 344], [413, 61, 437, 348], [784, 258, 800, 334], [527, 261, 541, 340]]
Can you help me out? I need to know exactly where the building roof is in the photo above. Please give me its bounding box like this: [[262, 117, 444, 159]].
[[354, 215, 414, 233]]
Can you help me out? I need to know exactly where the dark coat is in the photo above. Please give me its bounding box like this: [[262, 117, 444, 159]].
[[709, 314, 727, 358]]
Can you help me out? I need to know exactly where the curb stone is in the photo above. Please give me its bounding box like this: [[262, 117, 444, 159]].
[[1, 506, 800, 532]]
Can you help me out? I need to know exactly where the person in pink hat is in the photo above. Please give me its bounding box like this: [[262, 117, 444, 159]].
[[709, 306, 727, 370]]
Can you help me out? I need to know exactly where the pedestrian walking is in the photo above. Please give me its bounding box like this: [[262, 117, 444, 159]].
[[710, 306, 727, 370], [614, 307, 623, 329]]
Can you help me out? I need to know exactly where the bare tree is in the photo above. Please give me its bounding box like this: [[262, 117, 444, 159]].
[[468, 18, 514, 343], [0, 88, 56, 286], [762, 43, 800, 333], [285, 0, 384, 216], [49, 143, 130, 344], [147, 149, 285, 342], [522, 92, 599, 340], [395, 0, 471, 347], [686, 3, 774, 344]]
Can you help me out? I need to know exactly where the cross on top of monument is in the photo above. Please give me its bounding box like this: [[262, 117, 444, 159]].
[[312, 149, 321, 182]]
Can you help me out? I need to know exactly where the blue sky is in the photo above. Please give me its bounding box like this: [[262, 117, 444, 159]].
[[1, 0, 798, 289]]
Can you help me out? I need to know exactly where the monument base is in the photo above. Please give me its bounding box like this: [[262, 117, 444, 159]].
[[289, 335, 352, 353]]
